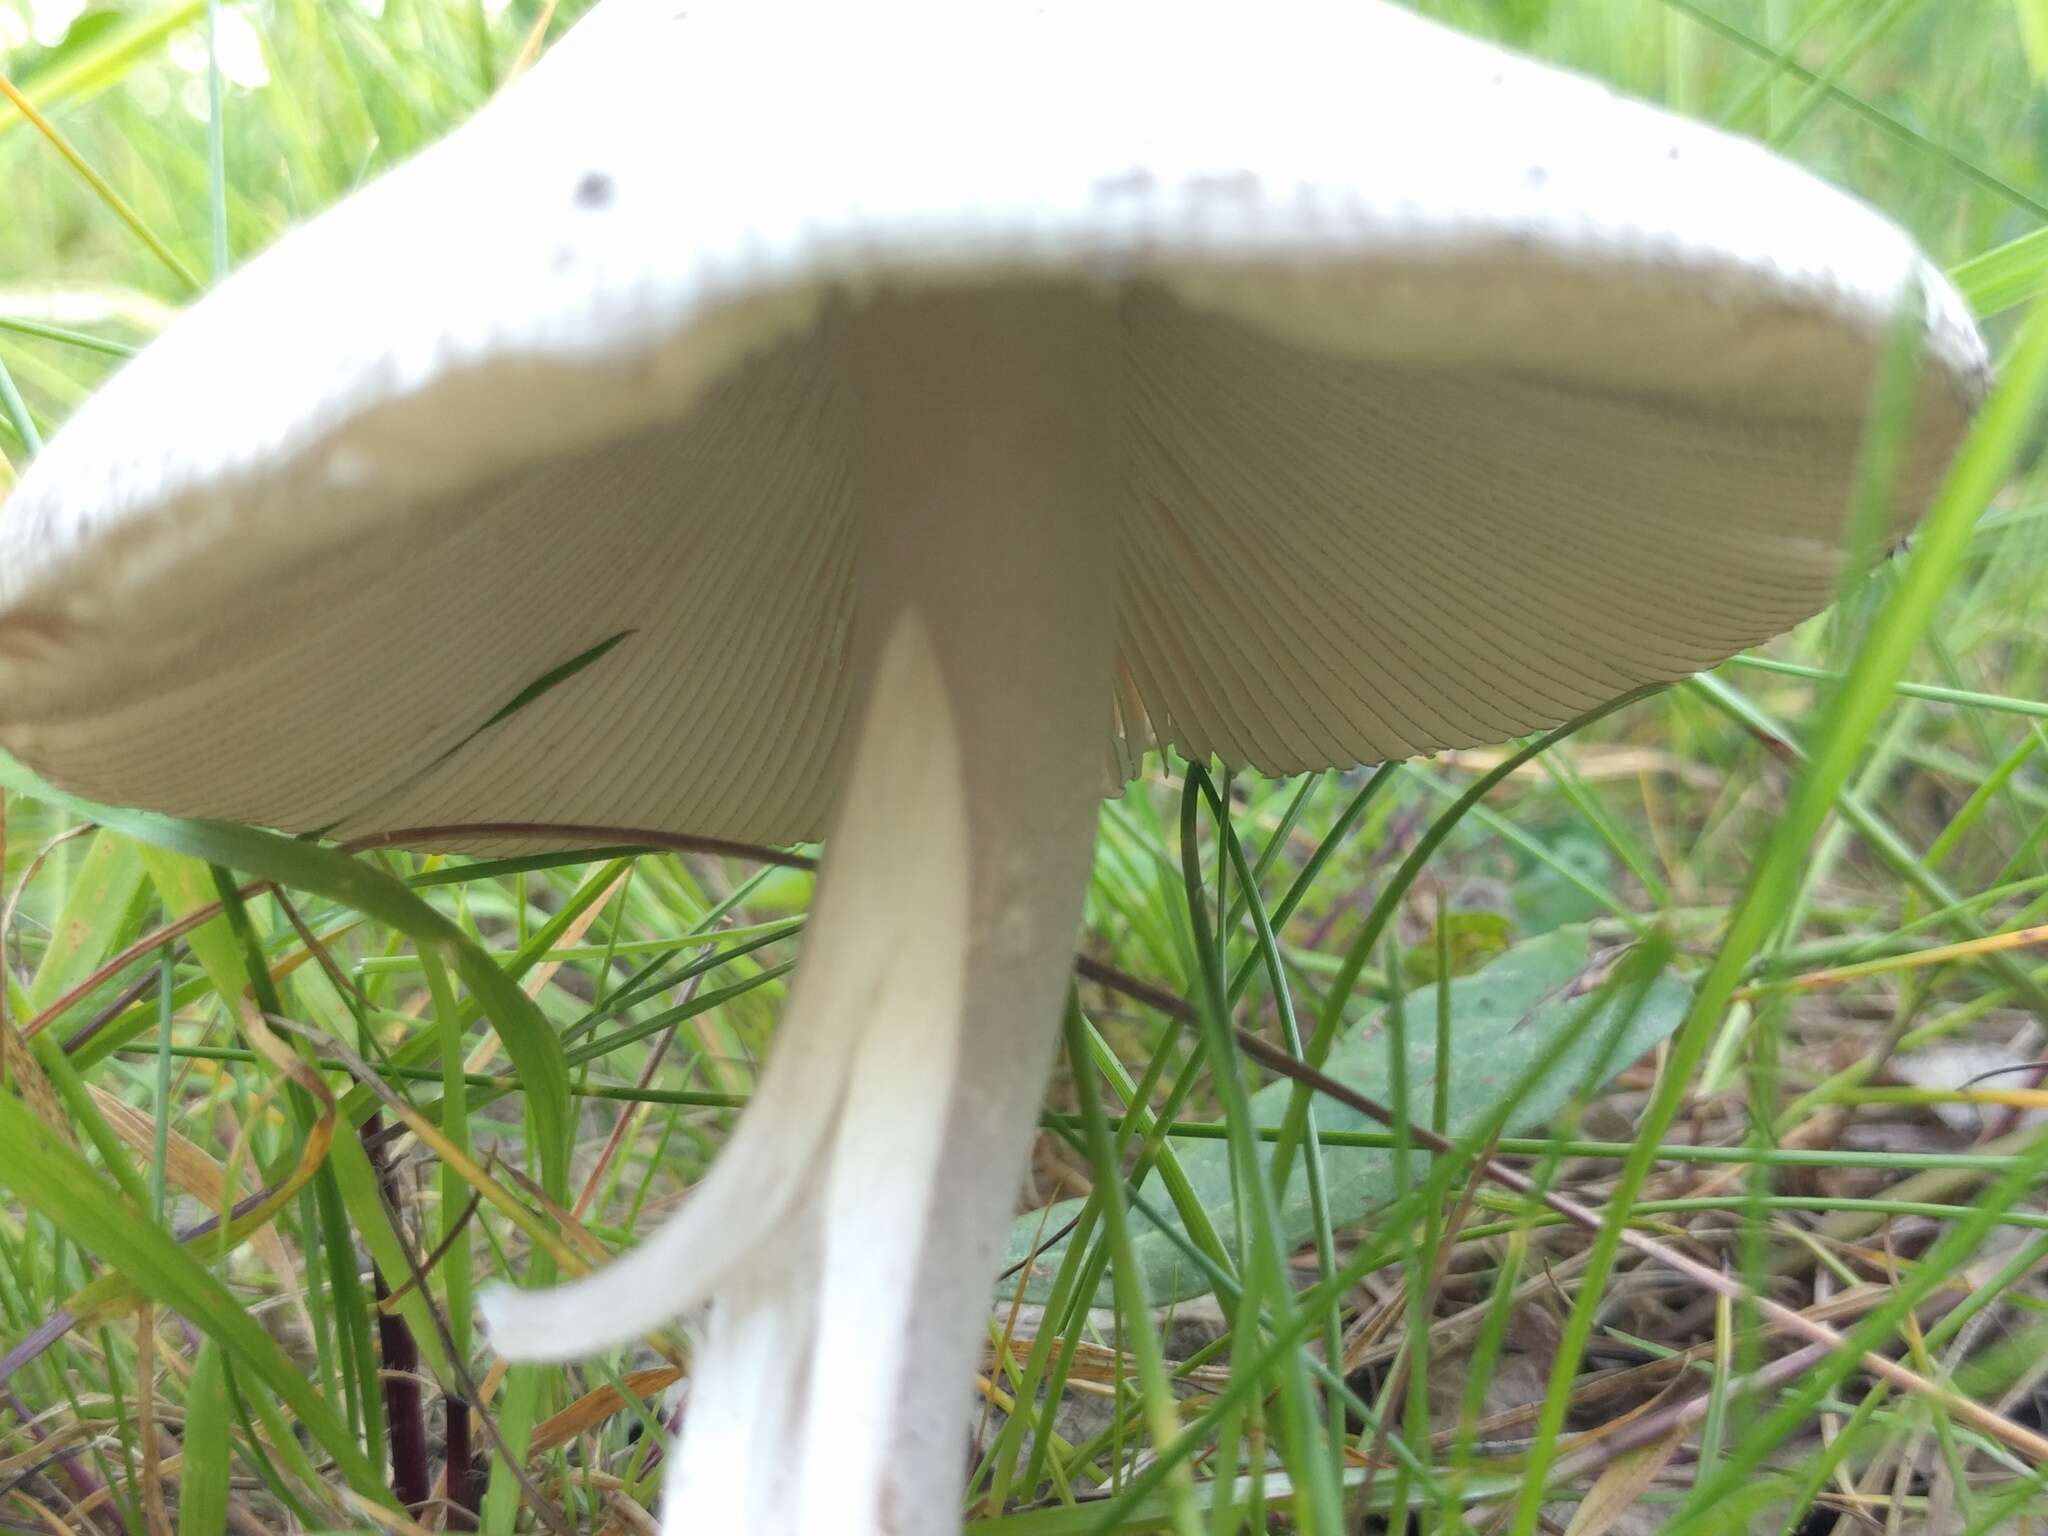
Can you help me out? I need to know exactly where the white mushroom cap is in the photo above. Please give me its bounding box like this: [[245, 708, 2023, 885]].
[[0, 0, 1988, 847]]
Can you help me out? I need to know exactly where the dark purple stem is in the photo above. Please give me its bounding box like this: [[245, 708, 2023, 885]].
[[362, 1115, 429, 1514], [444, 1393, 483, 1529], [1, 1382, 118, 1531]]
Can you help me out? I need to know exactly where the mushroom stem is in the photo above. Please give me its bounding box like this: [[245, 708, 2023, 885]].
[[482, 287, 1121, 1534]]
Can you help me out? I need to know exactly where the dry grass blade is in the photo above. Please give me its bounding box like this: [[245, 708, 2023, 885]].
[[84, 1084, 312, 1343], [1559, 1426, 1687, 1536], [131, 1308, 171, 1536], [19, 881, 272, 1042], [1737, 921, 2048, 1000], [527, 1367, 684, 1457], [1228, 1027, 2048, 1466]]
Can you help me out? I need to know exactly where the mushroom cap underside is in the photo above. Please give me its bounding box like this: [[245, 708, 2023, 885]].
[[0, 0, 1989, 849]]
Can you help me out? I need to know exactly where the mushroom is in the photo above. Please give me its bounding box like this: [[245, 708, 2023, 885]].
[[0, 1, 1987, 1532]]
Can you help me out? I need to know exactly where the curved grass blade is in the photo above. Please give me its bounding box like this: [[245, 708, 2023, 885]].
[[0, 753, 572, 1198], [0, 1088, 389, 1502]]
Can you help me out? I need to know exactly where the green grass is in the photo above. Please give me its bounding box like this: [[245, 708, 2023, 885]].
[[4, 1, 2048, 1532]]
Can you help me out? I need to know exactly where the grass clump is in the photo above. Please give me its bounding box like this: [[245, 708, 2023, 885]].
[[4, 1, 2048, 1532]]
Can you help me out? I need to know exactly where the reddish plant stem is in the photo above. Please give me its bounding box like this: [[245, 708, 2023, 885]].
[[444, 1395, 480, 1531], [361, 1114, 430, 1514]]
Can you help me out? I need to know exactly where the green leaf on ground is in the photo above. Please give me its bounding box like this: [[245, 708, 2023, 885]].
[[1402, 908, 1515, 984], [1003, 926, 1690, 1304]]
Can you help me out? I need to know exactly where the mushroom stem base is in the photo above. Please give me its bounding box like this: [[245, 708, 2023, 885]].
[[678, 287, 1121, 1533]]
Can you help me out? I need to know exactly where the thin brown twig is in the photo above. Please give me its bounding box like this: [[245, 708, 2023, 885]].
[[65, 964, 168, 1055], [572, 953, 713, 1221], [1226, 1026, 2048, 1467], [26, 878, 274, 1041], [353, 825, 1200, 1031], [1521, 1343, 1830, 1512], [271, 887, 374, 1008], [378, 1190, 484, 1312], [1076, 953, 1195, 1020]]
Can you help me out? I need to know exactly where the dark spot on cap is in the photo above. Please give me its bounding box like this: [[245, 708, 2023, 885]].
[[1527, 165, 1549, 189], [573, 171, 615, 210]]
